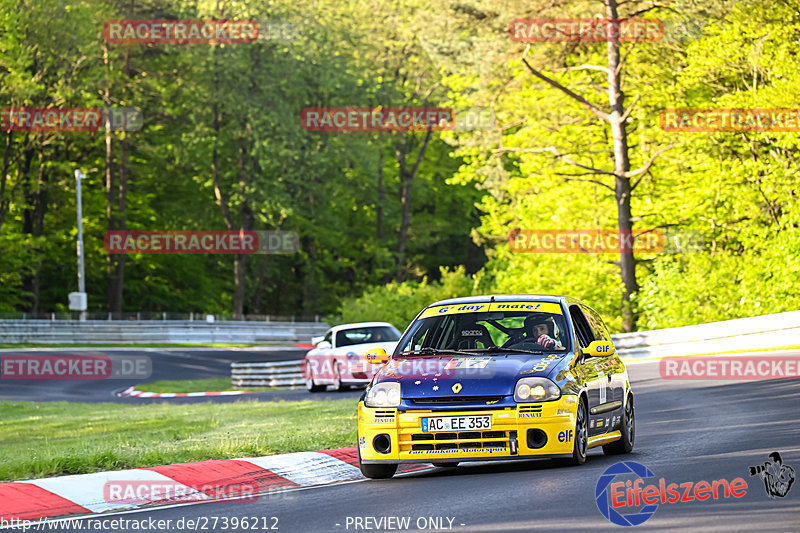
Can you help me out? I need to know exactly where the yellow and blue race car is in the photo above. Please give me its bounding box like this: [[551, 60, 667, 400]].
[[357, 294, 635, 479]]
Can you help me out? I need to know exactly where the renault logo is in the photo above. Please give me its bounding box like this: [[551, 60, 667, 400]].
[[452, 383, 463, 394]]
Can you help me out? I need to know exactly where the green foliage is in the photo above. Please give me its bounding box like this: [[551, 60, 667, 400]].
[[1, 0, 797, 332], [334, 267, 477, 331]]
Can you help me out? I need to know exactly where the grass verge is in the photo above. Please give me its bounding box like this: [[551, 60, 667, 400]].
[[0, 399, 355, 482], [135, 378, 277, 393]]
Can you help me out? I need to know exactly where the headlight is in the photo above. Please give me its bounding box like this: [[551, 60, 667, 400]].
[[514, 377, 560, 403], [365, 381, 401, 407]]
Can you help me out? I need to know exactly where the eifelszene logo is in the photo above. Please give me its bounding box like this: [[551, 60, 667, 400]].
[[595, 461, 748, 526], [749, 452, 795, 498]]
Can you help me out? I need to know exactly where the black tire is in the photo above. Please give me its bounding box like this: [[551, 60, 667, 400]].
[[357, 437, 397, 479], [603, 394, 635, 455], [554, 395, 588, 466], [305, 370, 324, 393], [432, 462, 459, 468]]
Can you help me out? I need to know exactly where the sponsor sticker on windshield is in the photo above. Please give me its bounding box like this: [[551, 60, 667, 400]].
[[419, 301, 562, 318]]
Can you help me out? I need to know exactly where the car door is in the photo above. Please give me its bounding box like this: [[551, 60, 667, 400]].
[[567, 305, 608, 436], [581, 304, 625, 431]]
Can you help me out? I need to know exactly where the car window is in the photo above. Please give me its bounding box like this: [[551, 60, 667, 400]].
[[398, 309, 570, 353], [335, 326, 400, 347], [569, 305, 594, 348], [581, 304, 613, 342], [324, 331, 332, 345]]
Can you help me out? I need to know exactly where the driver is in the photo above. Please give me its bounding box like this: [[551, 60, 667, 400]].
[[524, 314, 563, 350]]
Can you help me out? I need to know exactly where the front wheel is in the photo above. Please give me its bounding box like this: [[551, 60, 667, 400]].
[[305, 369, 324, 393], [554, 395, 588, 467], [603, 394, 634, 455], [329, 361, 344, 392]]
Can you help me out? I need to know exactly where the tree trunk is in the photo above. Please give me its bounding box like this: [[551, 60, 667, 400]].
[[377, 152, 384, 241], [103, 43, 121, 314], [395, 129, 433, 281], [29, 151, 48, 313], [606, 0, 639, 332], [0, 131, 15, 234], [112, 47, 132, 314]]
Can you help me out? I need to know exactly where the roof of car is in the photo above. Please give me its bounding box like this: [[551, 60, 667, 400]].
[[328, 321, 396, 332], [428, 294, 573, 307]]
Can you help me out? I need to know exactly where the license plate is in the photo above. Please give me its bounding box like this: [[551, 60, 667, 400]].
[[421, 415, 492, 432]]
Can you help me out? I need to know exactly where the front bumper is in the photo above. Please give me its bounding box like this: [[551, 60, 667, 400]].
[[357, 396, 578, 464]]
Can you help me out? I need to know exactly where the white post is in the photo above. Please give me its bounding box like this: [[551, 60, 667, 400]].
[[74, 169, 87, 321]]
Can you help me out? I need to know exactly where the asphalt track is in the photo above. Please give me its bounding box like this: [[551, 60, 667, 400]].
[[0, 347, 362, 403], [20, 354, 800, 533]]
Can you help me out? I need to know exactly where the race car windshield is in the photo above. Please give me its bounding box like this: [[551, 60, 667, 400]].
[[397, 308, 570, 354], [336, 326, 400, 347]]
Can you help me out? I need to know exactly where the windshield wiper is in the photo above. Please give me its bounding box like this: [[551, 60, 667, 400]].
[[396, 347, 467, 357], [463, 346, 545, 356]]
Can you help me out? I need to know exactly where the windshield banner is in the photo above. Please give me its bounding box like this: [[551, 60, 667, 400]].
[[419, 301, 563, 319]]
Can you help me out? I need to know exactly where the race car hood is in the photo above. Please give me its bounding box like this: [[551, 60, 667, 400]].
[[375, 352, 566, 398]]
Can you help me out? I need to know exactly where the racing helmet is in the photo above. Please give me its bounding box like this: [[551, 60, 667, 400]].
[[524, 313, 557, 339]]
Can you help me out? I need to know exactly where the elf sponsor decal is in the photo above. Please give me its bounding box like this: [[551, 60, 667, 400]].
[[596, 461, 748, 526]]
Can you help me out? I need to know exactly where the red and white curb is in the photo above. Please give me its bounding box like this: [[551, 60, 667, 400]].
[[0, 448, 429, 521], [118, 386, 253, 398]]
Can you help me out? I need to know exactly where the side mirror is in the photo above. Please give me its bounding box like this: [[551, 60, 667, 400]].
[[316, 340, 331, 349], [366, 348, 389, 364], [311, 336, 324, 346], [582, 340, 615, 358]]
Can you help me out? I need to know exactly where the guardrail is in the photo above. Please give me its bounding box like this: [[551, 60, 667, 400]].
[[613, 310, 800, 359], [0, 320, 329, 344], [230, 310, 800, 388], [231, 360, 304, 388]]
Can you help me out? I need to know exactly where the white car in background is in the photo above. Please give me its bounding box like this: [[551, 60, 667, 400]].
[[301, 322, 401, 392]]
